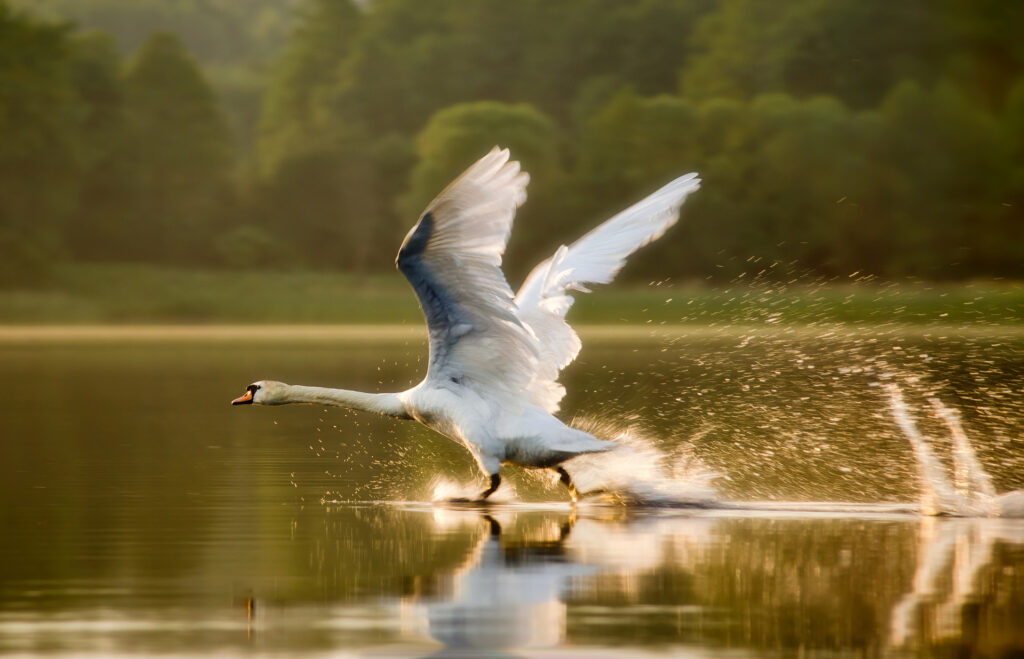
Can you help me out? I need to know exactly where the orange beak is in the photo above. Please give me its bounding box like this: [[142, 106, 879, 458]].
[[232, 389, 254, 405]]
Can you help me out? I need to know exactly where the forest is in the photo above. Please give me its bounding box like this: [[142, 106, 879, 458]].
[[2, 0, 1022, 288]]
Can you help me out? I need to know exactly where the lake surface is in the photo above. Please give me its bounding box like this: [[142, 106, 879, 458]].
[[2, 325, 1023, 657]]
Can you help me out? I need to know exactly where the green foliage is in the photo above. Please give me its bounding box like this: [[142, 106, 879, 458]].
[[682, 0, 944, 108], [876, 81, 1019, 276], [214, 226, 286, 269], [1, 0, 1023, 288], [941, 0, 1024, 109], [121, 32, 233, 263], [575, 91, 871, 279], [0, 4, 80, 285], [249, 138, 377, 270], [256, 0, 362, 176], [573, 82, 1024, 281], [0, 228, 54, 288], [575, 91, 700, 210], [9, 0, 303, 152], [403, 102, 559, 218], [8, 0, 298, 65], [63, 32, 134, 261], [403, 102, 562, 278], [326, 0, 712, 136]]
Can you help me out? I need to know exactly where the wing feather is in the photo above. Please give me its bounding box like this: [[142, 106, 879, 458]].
[[515, 173, 701, 412], [397, 147, 538, 400]]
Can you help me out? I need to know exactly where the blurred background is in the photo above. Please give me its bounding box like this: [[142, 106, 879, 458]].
[[1, 0, 1022, 321]]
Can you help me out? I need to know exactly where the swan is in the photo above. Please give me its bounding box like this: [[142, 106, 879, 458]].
[[232, 147, 700, 501]]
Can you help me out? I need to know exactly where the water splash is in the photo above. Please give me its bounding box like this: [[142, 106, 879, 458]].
[[885, 381, 1024, 517], [422, 420, 718, 507], [429, 476, 518, 503], [561, 418, 721, 507], [929, 396, 996, 502]]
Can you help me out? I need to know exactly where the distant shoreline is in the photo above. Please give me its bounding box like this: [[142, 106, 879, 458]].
[[2, 322, 1022, 344], [2, 264, 1023, 328]]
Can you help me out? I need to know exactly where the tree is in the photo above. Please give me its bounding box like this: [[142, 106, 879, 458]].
[[573, 91, 709, 278], [0, 3, 80, 284], [63, 32, 136, 261], [941, 0, 1024, 109], [122, 31, 233, 262], [246, 130, 403, 271], [681, 0, 943, 109], [256, 0, 362, 176], [876, 81, 1017, 277], [574, 90, 887, 280], [404, 101, 561, 280], [10, 0, 305, 155]]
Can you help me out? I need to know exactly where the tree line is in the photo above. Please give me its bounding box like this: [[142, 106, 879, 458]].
[[1, 0, 1022, 287]]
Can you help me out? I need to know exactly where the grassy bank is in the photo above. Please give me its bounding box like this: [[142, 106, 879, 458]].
[[0, 263, 1021, 326]]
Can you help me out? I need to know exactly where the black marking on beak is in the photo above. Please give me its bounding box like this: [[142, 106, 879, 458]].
[[232, 384, 259, 405]]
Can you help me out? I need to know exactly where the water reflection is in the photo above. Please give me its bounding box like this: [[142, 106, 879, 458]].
[[2, 334, 1023, 656], [392, 506, 1023, 656], [890, 517, 1024, 651], [406, 511, 587, 654], [2, 501, 1023, 655]]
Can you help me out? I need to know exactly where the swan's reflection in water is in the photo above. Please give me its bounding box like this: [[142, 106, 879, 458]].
[[410, 512, 589, 653], [392, 507, 724, 656], [5, 504, 1019, 656], [382, 504, 1024, 657]]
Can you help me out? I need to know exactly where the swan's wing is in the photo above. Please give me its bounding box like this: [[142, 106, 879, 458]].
[[397, 147, 538, 399], [514, 173, 701, 412]]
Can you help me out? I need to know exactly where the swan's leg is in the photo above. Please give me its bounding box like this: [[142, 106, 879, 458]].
[[483, 514, 502, 538], [556, 466, 579, 504], [479, 473, 501, 500]]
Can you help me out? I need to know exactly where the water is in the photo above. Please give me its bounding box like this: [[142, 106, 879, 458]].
[[2, 325, 1023, 656]]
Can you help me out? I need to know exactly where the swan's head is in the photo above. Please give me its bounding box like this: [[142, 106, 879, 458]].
[[231, 380, 288, 406]]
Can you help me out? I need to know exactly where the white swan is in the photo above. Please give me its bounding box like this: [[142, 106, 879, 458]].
[[232, 147, 700, 501]]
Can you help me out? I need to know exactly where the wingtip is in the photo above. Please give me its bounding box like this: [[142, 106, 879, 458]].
[[679, 171, 701, 186], [487, 145, 511, 166], [669, 172, 701, 196]]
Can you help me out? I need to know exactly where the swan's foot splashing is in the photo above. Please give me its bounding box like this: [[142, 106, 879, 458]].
[[427, 421, 719, 508], [442, 473, 502, 504], [431, 477, 516, 505], [556, 420, 720, 508]]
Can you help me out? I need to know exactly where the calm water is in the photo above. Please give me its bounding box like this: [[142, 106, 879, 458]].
[[2, 325, 1023, 657]]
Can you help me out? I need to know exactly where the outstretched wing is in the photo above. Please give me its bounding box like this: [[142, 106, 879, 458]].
[[397, 147, 538, 400], [515, 173, 701, 412]]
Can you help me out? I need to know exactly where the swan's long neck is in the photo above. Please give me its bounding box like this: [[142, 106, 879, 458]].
[[277, 384, 410, 419]]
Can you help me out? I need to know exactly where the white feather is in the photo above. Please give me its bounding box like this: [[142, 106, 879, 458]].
[[515, 173, 701, 412], [242, 148, 700, 499], [398, 147, 538, 406]]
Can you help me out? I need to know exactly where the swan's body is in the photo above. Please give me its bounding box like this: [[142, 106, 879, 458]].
[[234, 148, 700, 500]]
